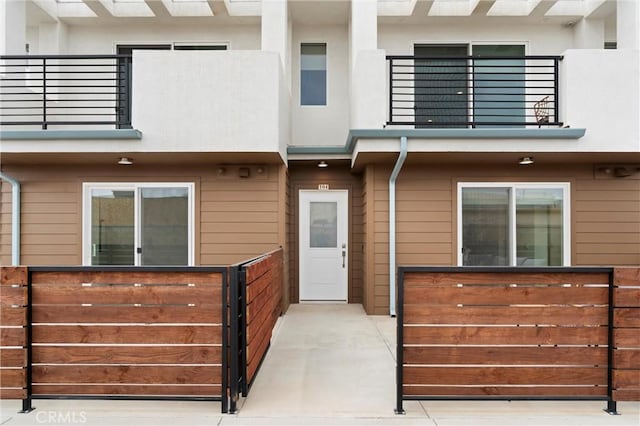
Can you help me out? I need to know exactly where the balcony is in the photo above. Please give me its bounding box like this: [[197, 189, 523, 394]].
[[0, 55, 131, 129], [386, 55, 562, 128], [0, 51, 289, 161]]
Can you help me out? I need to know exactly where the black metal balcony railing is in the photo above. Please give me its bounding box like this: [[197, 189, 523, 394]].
[[0, 54, 132, 129], [387, 55, 562, 128]]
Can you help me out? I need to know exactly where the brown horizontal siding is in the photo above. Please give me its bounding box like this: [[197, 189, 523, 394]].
[[199, 170, 280, 265], [574, 178, 640, 266], [368, 163, 640, 314], [288, 163, 363, 304], [0, 164, 285, 267]]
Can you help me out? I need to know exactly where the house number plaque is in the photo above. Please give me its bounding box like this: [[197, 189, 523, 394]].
[[318, 184, 330, 191]]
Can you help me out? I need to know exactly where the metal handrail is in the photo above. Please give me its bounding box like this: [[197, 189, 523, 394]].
[[386, 55, 562, 128], [1, 54, 133, 129]]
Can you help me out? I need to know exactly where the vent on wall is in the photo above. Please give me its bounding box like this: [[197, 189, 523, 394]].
[[595, 164, 640, 179]]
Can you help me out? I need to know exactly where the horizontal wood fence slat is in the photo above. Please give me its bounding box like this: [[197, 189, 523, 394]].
[[31, 271, 222, 286], [0, 328, 26, 346], [403, 385, 608, 397], [32, 365, 221, 385], [404, 272, 610, 286], [32, 325, 221, 344], [1, 369, 26, 387], [33, 305, 221, 324], [0, 389, 27, 399], [32, 346, 222, 365], [0, 287, 28, 306], [404, 306, 608, 326], [0, 349, 26, 367], [404, 366, 607, 386], [404, 286, 608, 306], [31, 385, 222, 397], [404, 346, 608, 366], [403, 325, 608, 346], [32, 284, 220, 306]]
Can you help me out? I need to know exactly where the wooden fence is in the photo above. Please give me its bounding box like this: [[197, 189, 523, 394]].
[[0, 267, 28, 401], [243, 248, 283, 387], [228, 248, 284, 413], [613, 268, 640, 402], [396, 267, 640, 415], [0, 265, 229, 413]]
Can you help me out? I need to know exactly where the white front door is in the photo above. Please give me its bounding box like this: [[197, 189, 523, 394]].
[[299, 190, 348, 302]]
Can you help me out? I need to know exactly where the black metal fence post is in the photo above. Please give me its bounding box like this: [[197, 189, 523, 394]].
[[228, 266, 240, 414], [220, 268, 229, 414], [605, 269, 619, 415], [240, 268, 248, 397], [20, 269, 34, 413], [41, 58, 47, 130], [554, 57, 560, 125], [395, 267, 405, 415]]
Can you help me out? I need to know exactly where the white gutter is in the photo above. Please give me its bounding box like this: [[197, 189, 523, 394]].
[[388, 136, 407, 317], [0, 172, 20, 266]]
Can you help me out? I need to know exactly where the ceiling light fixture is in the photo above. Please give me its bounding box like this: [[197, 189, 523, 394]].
[[118, 157, 133, 165], [317, 161, 328, 168], [519, 157, 534, 166]]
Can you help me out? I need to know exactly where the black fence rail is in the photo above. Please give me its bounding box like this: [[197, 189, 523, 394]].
[[387, 55, 562, 128], [0, 54, 132, 129]]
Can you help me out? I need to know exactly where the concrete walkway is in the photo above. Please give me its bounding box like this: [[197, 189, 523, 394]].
[[1, 304, 639, 425]]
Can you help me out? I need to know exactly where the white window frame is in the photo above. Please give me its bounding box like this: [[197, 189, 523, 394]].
[[82, 182, 195, 266], [457, 182, 571, 267], [299, 42, 328, 107]]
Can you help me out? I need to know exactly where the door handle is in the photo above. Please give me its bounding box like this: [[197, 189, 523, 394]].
[[342, 249, 346, 268]]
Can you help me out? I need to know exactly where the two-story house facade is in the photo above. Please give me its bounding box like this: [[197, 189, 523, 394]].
[[1, 0, 639, 315]]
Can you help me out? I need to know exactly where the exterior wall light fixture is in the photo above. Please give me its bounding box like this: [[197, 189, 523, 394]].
[[118, 157, 133, 165], [519, 157, 534, 165], [317, 161, 328, 168]]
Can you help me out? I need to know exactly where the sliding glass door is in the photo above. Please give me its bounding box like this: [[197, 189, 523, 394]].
[[85, 183, 193, 266], [414, 45, 468, 128], [472, 45, 525, 127]]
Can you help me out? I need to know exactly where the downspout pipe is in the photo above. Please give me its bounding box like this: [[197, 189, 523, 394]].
[[0, 172, 20, 266], [389, 136, 407, 317]]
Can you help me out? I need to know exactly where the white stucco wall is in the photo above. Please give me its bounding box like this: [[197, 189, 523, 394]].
[[63, 22, 260, 53], [561, 49, 640, 152], [291, 24, 350, 146], [379, 22, 577, 56], [132, 50, 284, 156]]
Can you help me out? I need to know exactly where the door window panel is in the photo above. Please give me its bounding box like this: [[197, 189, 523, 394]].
[[309, 202, 337, 248], [141, 188, 189, 265], [462, 188, 510, 266], [91, 189, 135, 265], [516, 188, 564, 266]]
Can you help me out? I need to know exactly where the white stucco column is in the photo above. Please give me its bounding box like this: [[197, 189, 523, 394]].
[[1, 0, 26, 55], [617, 0, 640, 49], [39, 23, 69, 54], [350, 0, 385, 129], [573, 18, 605, 49], [350, 0, 377, 69], [261, 0, 290, 82]]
